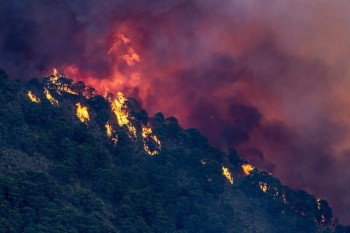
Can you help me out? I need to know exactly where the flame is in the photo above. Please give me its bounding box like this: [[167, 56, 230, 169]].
[[141, 124, 161, 156], [48, 68, 60, 86], [105, 122, 118, 145], [44, 88, 59, 106], [105, 122, 113, 137], [53, 68, 59, 78], [222, 166, 234, 184], [27, 91, 41, 103], [63, 32, 142, 99], [110, 92, 137, 139], [46, 68, 80, 95], [76, 103, 90, 123], [242, 163, 255, 175], [259, 182, 268, 192]]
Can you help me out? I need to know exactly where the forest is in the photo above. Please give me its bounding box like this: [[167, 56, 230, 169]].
[[0, 69, 349, 233]]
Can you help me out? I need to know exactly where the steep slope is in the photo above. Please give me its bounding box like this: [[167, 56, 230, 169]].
[[0, 69, 348, 233]]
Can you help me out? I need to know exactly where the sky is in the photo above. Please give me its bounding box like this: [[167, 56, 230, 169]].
[[1, 0, 350, 224]]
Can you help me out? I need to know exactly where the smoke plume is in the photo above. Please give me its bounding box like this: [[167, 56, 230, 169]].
[[1, 0, 350, 224]]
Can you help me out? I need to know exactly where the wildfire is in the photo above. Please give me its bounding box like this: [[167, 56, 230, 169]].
[[27, 91, 41, 103], [76, 103, 90, 123], [53, 68, 59, 78], [141, 124, 161, 156], [222, 166, 234, 184], [62, 31, 144, 105], [242, 163, 255, 175], [44, 88, 59, 106], [46, 68, 80, 96], [259, 182, 268, 192], [110, 92, 136, 139], [105, 122, 113, 137], [105, 122, 118, 145]]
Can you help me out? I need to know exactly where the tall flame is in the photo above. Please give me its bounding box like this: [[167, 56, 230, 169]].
[[242, 163, 255, 175], [110, 92, 136, 139], [27, 91, 41, 103], [222, 166, 234, 184], [44, 88, 59, 106], [76, 103, 90, 123], [141, 124, 161, 156]]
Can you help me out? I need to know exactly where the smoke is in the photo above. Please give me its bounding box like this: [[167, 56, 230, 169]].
[[1, 0, 350, 224]]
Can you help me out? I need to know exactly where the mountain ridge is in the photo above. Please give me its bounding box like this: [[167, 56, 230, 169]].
[[0, 68, 349, 233]]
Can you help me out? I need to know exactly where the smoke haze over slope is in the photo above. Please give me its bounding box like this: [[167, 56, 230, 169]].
[[1, 0, 350, 224]]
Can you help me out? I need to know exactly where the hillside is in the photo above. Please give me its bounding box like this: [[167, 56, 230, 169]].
[[0, 69, 348, 233]]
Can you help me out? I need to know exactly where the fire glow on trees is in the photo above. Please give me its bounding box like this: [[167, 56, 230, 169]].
[[76, 103, 90, 123], [222, 166, 234, 184], [27, 91, 40, 103]]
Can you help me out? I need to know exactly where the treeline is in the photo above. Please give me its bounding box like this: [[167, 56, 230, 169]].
[[0, 69, 349, 233]]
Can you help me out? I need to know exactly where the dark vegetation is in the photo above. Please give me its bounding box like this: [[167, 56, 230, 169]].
[[0, 69, 349, 233]]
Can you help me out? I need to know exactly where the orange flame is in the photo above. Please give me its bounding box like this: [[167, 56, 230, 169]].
[[141, 124, 161, 156], [76, 103, 90, 123], [27, 91, 41, 103], [53, 68, 59, 78], [110, 92, 137, 139], [242, 163, 255, 175], [222, 166, 234, 184], [105, 121, 118, 145], [63, 32, 143, 99], [44, 88, 59, 106]]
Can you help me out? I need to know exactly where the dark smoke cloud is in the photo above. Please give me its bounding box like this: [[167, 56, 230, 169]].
[[1, 0, 350, 224]]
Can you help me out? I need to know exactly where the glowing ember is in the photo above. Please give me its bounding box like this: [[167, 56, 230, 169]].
[[27, 91, 40, 103], [76, 103, 90, 123], [110, 92, 136, 139], [259, 182, 268, 192], [242, 163, 255, 175], [44, 88, 59, 106], [222, 166, 234, 184], [141, 124, 161, 156]]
